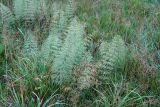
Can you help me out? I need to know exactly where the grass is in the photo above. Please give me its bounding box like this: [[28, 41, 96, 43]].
[[0, 0, 160, 106]]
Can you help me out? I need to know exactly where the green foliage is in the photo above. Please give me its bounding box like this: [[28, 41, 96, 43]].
[[13, 0, 25, 19], [99, 35, 126, 72], [14, 0, 36, 21], [41, 1, 74, 63], [52, 18, 85, 85], [0, 0, 160, 106], [0, 3, 14, 25], [65, 0, 74, 19], [22, 31, 38, 58], [13, 0, 48, 28]]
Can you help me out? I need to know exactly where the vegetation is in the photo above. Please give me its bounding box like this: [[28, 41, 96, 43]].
[[0, 0, 160, 106]]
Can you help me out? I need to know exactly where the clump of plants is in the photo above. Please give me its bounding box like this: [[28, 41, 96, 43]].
[[0, 0, 160, 106]]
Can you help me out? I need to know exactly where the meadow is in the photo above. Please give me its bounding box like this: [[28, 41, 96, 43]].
[[0, 0, 160, 106]]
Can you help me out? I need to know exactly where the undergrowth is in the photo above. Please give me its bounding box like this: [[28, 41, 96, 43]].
[[0, 0, 160, 106]]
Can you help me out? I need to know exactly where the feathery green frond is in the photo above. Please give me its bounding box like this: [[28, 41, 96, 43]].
[[14, 0, 37, 21], [13, 0, 24, 19], [50, 10, 67, 35], [82, 51, 93, 62], [65, 0, 74, 19], [99, 35, 126, 72], [41, 32, 61, 63], [14, 0, 48, 20], [41, 11, 63, 63], [22, 30, 38, 58], [23, 0, 37, 21], [52, 18, 85, 85], [41, 7, 74, 63], [0, 3, 14, 25], [49, 0, 74, 34]]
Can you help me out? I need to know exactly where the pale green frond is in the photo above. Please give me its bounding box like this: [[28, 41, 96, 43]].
[[0, 3, 14, 25], [65, 0, 74, 19], [50, 10, 66, 34], [99, 35, 126, 72], [14, 0, 48, 20], [40, 11, 63, 63], [41, 32, 61, 63], [23, 0, 37, 21], [52, 18, 85, 85], [22, 30, 38, 58], [13, 0, 25, 19], [41, 1, 75, 60], [41, 9, 73, 63], [82, 51, 93, 62], [14, 0, 37, 21]]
